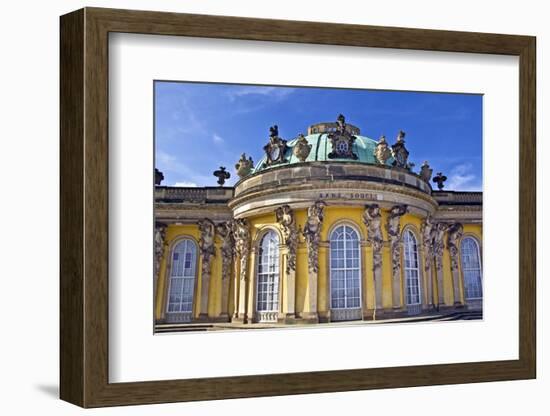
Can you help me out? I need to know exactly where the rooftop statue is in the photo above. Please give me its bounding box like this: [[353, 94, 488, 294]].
[[420, 161, 433, 183], [391, 130, 410, 169]]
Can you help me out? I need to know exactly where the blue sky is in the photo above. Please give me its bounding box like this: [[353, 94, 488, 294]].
[[155, 81, 482, 190]]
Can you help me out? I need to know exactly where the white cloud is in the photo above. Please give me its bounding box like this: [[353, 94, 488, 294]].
[[227, 86, 295, 101], [212, 133, 224, 145], [445, 163, 482, 191], [173, 181, 197, 187]]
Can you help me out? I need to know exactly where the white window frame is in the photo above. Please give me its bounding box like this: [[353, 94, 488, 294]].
[[255, 230, 280, 315], [329, 224, 362, 311], [165, 238, 198, 315], [461, 236, 483, 300], [403, 229, 422, 306]]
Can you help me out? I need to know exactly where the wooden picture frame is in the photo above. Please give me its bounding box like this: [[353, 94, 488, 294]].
[[60, 7, 536, 408]]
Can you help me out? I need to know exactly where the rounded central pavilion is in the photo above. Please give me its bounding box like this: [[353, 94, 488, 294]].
[[154, 115, 483, 330]]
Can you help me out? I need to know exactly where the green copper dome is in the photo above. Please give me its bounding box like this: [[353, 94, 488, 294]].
[[252, 133, 394, 173]]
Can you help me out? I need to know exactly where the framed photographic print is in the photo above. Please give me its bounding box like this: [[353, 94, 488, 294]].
[[60, 7, 536, 408]]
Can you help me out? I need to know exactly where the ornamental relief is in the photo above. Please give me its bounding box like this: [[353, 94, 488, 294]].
[[302, 200, 326, 273], [275, 205, 298, 274]]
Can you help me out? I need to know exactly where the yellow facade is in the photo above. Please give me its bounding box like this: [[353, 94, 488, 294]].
[[155, 206, 482, 325]]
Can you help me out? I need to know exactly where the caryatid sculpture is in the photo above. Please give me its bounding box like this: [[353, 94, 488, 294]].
[[198, 219, 216, 316], [154, 223, 167, 280], [447, 222, 464, 271], [302, 200, 326, 273], [275, 205, 298, 274], [386, 204, 408, 309], [433, 222, 449, 271], [198, 218, 216, 254], [216, 221, 234, 280], [363, 204, 384, 270], [232, 218, 250, 281]]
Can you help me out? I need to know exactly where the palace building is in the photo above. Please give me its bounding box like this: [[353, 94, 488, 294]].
[[154, 115, 482, 331]]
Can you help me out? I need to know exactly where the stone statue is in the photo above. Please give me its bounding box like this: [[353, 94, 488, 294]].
[[386, 204, 408, 274], [447, 222, 464, 271], [292, 134, 312, 162], [391, 130, 410, 169], [302, 200, 326, 273], [374, 135, 392, 165], [363, 204, 384, 270], [419, 161, 433, 183], [232, 218, 250, 281], [216, 221, 234, 280], [154, 223, 167, 279], [235, 153, 254, 178], [198, 219, 216, 275], [276, 205, 298, 273]]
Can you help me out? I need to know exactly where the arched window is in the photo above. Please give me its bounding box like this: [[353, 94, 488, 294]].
[[330, 225, 361, 319], [166, 239, 197, 318], [256, 230, 280, 315], [461, 237, 483, 299], [403, 230, 421, 306]]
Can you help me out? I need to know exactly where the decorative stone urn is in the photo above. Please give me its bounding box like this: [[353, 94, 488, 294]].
[[292, 134, 312, 162]]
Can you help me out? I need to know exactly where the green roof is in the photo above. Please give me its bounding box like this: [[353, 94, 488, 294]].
[[253, 133, 393, 173]]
